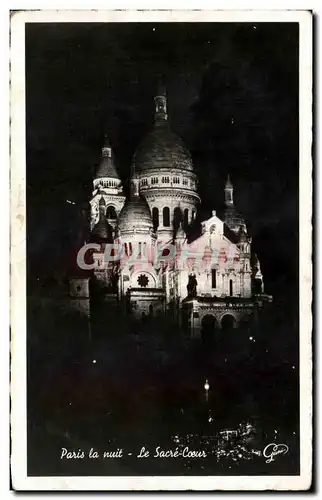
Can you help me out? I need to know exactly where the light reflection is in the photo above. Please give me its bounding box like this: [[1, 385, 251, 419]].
[[170, 422, 261, 464]]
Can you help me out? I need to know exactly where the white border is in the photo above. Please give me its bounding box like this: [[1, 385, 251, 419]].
[[10, 9, 312, 491]]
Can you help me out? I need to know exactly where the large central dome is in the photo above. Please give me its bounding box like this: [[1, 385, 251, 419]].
[[133, 121, 193, 173], [133, 87, 194, 173]]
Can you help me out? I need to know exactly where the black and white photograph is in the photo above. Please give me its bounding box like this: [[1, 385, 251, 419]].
[[10, 10, 312, 491]]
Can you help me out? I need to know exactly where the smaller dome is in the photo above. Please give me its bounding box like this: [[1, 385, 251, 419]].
[[118, 193, 153, 235], [91, 214, 113, 243], [96, 136, 120, 179], [91, 198, 113, 243], [224, 206, 246, 234]]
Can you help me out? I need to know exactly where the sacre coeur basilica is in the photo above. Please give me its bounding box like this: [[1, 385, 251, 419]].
[[68, 86, 271, 337]]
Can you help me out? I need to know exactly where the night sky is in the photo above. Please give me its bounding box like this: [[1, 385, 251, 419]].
[[26, 22, 299, 308]]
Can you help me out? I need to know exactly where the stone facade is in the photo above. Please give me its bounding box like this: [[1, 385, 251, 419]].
[[89, 136, 126, 231], [72, 86, 271, 337]]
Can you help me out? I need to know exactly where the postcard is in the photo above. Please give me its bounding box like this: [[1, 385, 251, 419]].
[[10, 9, 312, 491]]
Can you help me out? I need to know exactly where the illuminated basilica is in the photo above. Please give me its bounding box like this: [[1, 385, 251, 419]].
[[70, 87, 271, 336]]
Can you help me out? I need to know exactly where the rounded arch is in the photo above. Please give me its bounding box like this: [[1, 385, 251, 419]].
[[221, 313, 237, 330], [163, 207, 170, 227], [173, 206, 182, 230], [106, 205, 117, 219], [184, 208, 189, 228], [201, 314, 217, 329], [152, 207, 159, 230], [201, 314, 218, 347]]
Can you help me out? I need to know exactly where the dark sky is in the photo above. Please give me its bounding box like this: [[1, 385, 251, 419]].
[[26, 22, 299, 305]]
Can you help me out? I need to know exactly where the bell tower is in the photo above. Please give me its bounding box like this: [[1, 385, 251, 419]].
[[224, 174, 234, 207], [154, 84, 168, 122], [89, 134, 125, 231]]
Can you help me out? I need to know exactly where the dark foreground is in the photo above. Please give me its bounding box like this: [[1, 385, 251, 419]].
[[27, 310, 299, 477]]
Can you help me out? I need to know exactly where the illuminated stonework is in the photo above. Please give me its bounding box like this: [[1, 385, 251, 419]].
[[83, 86, 270, 336]]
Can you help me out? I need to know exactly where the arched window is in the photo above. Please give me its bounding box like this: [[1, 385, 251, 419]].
[[106, 205, 117, 219], [229, 279, 233, 296], [152, 207, 159, 230], [173, 207, 182, 230], [211, 269, 217, 289], [163, 207, 170, 227], [184, 208, 189, 228], [192, 210, 195, 221], [129, 242, 132, 256], [221, 314, 235, 331]]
